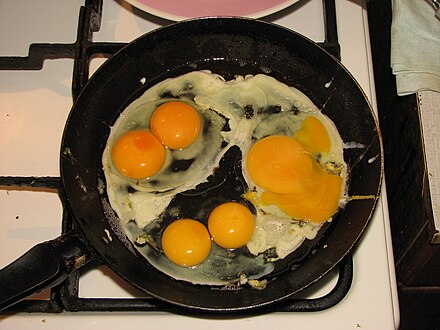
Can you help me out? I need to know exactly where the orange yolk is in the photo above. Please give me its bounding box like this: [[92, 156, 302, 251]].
[[246, 135, 313, 194], [261, 162, 343, 223], [247, 133, 343, 223], [208, 202, 255, 249], [161, 219, 211, 267], [294, 116, 331, 155], [150, 101, 201, 150], [111, 130, 166, 179]]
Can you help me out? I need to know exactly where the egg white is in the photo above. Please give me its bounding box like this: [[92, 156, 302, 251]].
[[102, 70, 347, 286]]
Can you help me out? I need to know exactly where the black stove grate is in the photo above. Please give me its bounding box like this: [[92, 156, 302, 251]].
[[0, 0, 352, 313]]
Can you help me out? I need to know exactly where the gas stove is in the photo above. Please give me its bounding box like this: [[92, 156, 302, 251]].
[[0, 0, 399, 328]]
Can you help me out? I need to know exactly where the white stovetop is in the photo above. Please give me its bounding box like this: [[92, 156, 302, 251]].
[[0, 0, 399, 328]]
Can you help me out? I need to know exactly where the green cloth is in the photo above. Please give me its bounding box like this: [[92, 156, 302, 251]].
[[391, 0, 440, 95]]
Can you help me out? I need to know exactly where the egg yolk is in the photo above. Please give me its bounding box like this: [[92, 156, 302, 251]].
[[150, 101, 201, 150], [208, 202, 255, 249], [246, 134, 343, 223], [111, 130, 165, 179], [294, 116, 331, 155], [261, 162, 343, 223], [246, 135, 313, 194], [161, 219, 211, 267]]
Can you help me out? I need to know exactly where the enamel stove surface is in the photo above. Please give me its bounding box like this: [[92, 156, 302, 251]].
[[0, 0, 399, 328]]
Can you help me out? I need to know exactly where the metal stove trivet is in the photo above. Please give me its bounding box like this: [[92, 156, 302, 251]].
[[0, 0, 352, 313]]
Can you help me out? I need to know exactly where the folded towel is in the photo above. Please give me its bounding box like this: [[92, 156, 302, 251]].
[[390, 0, 440, 95]]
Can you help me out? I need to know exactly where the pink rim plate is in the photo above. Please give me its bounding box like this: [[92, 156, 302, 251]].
[[124, 0, 300, 21]]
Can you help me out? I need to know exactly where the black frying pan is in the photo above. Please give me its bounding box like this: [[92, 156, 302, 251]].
[[0, 17, 382, 312]]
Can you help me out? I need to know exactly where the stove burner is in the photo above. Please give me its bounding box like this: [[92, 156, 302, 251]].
[[0, 0, 352, 313]]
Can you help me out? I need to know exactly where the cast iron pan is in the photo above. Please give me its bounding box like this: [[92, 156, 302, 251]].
[[0, 17, 383, 312]]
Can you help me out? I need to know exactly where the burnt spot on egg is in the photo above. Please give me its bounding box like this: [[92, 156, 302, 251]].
[[159, 91, 175, 99], [265, 104, 282, 114], [244, 105, 254, 119], [290, 105, 300, 115], [222, 121, 231, 132], [126, 185, 137, 194]]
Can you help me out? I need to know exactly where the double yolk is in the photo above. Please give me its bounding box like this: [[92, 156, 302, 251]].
[[246, 116, 343, 223], [161, 202, 255, 267], [111, 101, 201, 180]]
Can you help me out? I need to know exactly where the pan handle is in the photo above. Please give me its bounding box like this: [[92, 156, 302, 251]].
[[0, 232, 91, 311]]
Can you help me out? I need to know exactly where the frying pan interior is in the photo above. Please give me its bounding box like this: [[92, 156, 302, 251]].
[[60, 17, 382, 311]]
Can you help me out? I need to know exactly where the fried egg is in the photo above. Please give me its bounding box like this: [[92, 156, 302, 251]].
[[102, 70, 347, 286], [103, 97, 228, 229]]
